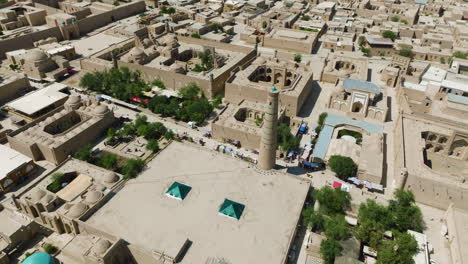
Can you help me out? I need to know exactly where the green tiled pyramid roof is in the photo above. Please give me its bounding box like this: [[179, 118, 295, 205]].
[[166, 182, 192, 200], [219, 199, 245, 220]]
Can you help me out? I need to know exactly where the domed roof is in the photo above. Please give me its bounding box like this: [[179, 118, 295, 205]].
[[129, 47, 145, 57], [53, 112, 64, 119], [66, 95, 81, 105], [85, 191, 102, 204], [93, 105, 109, 116], [143, 38, 152, 46], [25, 50, 48, 62], [22, 252, 54, 264], [45, 117, 56, 123], [103, 172, 118, 183], [67, 202, 88, 218], [93, 239, 111, 255], [31, 189, 46, 202]]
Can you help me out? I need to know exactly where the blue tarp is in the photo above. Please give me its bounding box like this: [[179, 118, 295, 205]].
[[303, 161, 320, 168], [299, 124, 308, 132]]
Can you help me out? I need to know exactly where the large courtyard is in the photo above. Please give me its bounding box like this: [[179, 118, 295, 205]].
[[87, 141, 310, 264]]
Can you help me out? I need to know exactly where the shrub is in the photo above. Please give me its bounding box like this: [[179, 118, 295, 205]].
[[47, 173, 65, 193], [191, 33, 201, 39], [212, 95, 223, 108], [192, 64, 204, 72], [152, 79, 166, 89], [440, 57, 446, 64], [391, 16, 399, 22], [358, 36, 366, 46], [381, 30, 396, 41], [318, 112, 328, 126], [294, 54, 302, 63], [122, 159, 145, 179], [453, 51, 468, 59], [399, 48, 413, 58], [97, 153, 118, 170], [328, 155, 357, 180], [337, 129, 362, 144], [74, 144, 93, 162], [401, 19, 408, 24], [301, 15, 311, 21], [43, 243, 58, 254]]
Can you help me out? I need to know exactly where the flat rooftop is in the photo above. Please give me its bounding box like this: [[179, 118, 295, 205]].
[[71, 33, 128, 57], [0, 143, 32, 181], [6, 83, 68, 116], [87, 142, 310, 264]]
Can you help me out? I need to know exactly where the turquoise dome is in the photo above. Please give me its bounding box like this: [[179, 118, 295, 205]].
[[22, 252, 54, 264]]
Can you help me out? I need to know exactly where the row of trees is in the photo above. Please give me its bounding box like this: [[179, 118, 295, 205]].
[[80, 67, 150, 102], [302, 186, 352, 264], [80, 68, 217, 126]]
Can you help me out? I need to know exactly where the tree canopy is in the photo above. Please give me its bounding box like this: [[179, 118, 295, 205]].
[[313, 186, 351, 215], [320, 238, 342, 264], [80, 67, 150, 102], [376, 232, 418, 264], [382, 31, 397, 41], [122, 159, 145, 179], [328, 155, 357, 180], [277, 123, 299, 153]]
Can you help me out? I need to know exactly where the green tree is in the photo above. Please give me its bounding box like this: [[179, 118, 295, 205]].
[[198, 50, 214, 71], [382, 31, 397, 41], [301, 15, 311, 21], [98, 153, 118, 170], [277, 123, 299, 153], [324, 214, 350, 241], [320, 239, 342, 264], [134, 114, 148, 128], [137, 122, 167, 140], [440, 57, 446, 64], [388, 190, 424, 232], [401, 19, 408, 24], [302, 207, 325, 232], [178, 83, 201, 101], [391, 16, 400, 22], [328, 155, 357, 180], [146, 139, 160, 152], [191, 33, 201, 39], [354, 199, 391, 248], [74, 144, 93, 162], [313, 186, 351, 215], [376, 232, 418, 264], [358, 36, 366, 46], [294, 54, 302, 63], [79, 67, 147, 102], [122, 159, 145, 179], [164, 130, 175, 140]]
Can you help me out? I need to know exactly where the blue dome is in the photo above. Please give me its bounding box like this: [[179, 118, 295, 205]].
[[22, 252, 54, 264]]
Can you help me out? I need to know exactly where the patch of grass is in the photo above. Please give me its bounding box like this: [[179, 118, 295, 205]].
[[337, 129, 362, 144]]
